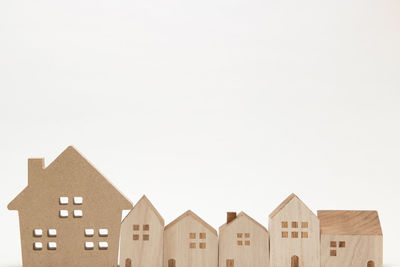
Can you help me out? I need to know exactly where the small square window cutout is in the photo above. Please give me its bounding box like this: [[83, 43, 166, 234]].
[[330, 250, 337, 256], [282, 232, 288, 238], [281, 221, 288, 228], [189, 242, 196, 249], [199, 242, 206, 249], [339, 241, 346, 248], [330, 241, 337, 248], [133, 234, 139, 240], [143, 224, 150, 231], [143, 234, 149, 241], [133, 225, 140, 231], [237, 240, 243, 246], [291, 232, 298, 238], [189, 233, 196, 239], [292, 222, 298, 228], [199, 233, 206, 239], [301, 232, 308, 238]]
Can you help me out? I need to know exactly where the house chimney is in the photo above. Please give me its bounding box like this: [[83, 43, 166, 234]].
[[28, 158, 44, 185], [227, 212, 237, 224]]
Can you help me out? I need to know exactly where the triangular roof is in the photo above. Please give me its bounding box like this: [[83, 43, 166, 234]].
[[318, 210, 382, 235], [122, 195, 164, 225], [165, 210, 217, 236], [8, 146, 132, 210], [219, 211, 268, 233], [269, 193, 315, 218]]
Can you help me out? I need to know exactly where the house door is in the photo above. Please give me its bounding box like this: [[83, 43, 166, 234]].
[[367, 261, 375, 267], [226, 259, 234, 267], [168, 259, 176, 267], [291, 255, 299, 267], [125, 258, 132, 267]]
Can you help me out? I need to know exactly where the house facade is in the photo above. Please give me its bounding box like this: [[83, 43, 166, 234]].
[[318, 210, 383, 267], [269, 194, 320, 267], [120, 195, 164, 267], [163, 210, 218, 267], [8, 146, 133, 267], [219, 211, 269, 267]]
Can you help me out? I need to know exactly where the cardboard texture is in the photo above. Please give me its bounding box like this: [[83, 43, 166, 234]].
[[8, 146, 133, 267], [8, 148, 383, 267]]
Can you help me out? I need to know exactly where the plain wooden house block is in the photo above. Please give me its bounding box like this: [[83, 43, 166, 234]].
[[318, 210, 383, 267], [8, 146, 133, 267], [269, 193, 320, 267], [119, 195, 164, 267], [163, 210, 218, 267], [219, 211, 270, 267]]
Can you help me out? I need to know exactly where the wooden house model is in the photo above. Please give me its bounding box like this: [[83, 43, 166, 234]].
[[219, 211, 270, 267], [163, 210, 218, 267], [7, 146, 133, 267], [318, 210, 383, 267], [120, 195, 164, 267], [269, 193, 320, 267]]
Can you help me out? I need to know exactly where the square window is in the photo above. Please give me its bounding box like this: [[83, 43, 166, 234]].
[[245, 240, 250, 246], [48, 229, 57, 237], [281, 221, 288, 228], [73, 197, 83, 205], [99, 229, 108, 237], [237, 240, 243, 246], [291, 232, 298, 238], [237, 233, 243, 238], [59, 197, 68, 205], [85, 242, 94, 250], [330, 241, 337, 247], [199, 233, 206, 239], [199, 242, 206, 249], [143, 234, 149, 240], [99, 241, 108, 250], [282, 232, 288, 238], [301, 232, 308, 238], [189, 242, 196, 249], [73, 210, 83, 218], [301, 222, 308, 228], [143, 224, 150, 231], [330, 250, 337, 256], [33, 229, 42, 237], [59, 210, 68, 218], [189, 233, 196, 239], [33, 242, 42, 250], [133, 234, 139, 240], [292, 222, 298, 228], [245, 233, 250, 238], [133, 224, 140, 231], [47, 242, 57, 250], [85, 229, 94, 237], [339, 241, 346, 248]]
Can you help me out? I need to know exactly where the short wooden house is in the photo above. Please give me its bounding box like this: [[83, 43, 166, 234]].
[[120, 195, 164, 267], [318, 210, 383, 267], [219, 211, 269, 267], [163, 210, 218, 267], [269, 193, 320, 267]]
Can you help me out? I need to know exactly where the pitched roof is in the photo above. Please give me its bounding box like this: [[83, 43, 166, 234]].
[[8, 146, 132, 211], [122, 195, 164, 225], [219, 212, 268, 233], [165, 210, 217, 236], [318, 210, 382, 236], [269, 193, 316, 218]]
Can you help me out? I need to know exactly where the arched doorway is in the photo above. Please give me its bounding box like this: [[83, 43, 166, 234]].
[[226, 259, 234, 267], [168, 259, 176, 267], [125, 258, 132, 267], [291, 255, 299, 267], [367, 261, 375, 267]]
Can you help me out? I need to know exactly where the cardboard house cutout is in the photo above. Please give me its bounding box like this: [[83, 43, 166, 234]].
[[219, 211, 270, 267], [318, 210, 383, 267], [269, 193, 320, 267], [163, 210, 218, 267], [120, 195, 164, 267], [8, 146, 133, 267]]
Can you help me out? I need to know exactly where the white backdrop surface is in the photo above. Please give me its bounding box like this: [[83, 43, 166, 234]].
[[0, 0, 399, 266]]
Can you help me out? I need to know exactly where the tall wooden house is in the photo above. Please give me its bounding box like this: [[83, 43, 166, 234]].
[[219, 211, 270, 267], [8, 146, 133, 267], [163, 210, 218, 267], [318, 210, 383, 267], [269, 193, 320, 267], [120, 195, 164, 267]]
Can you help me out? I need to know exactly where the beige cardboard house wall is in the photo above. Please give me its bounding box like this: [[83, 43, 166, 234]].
[[269, 193, 320, 267], [318, 210, 383, 267], [8, 146, 133, 267], [119, 195, 164, 267], [219, 211, 270, 267]]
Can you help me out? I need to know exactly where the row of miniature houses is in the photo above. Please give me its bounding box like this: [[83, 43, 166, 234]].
[[8, 147, 382, 267], [121, 194, 382, 267]]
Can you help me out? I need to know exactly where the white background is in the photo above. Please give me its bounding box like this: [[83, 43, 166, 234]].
[[0, 0, 399, 266]]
